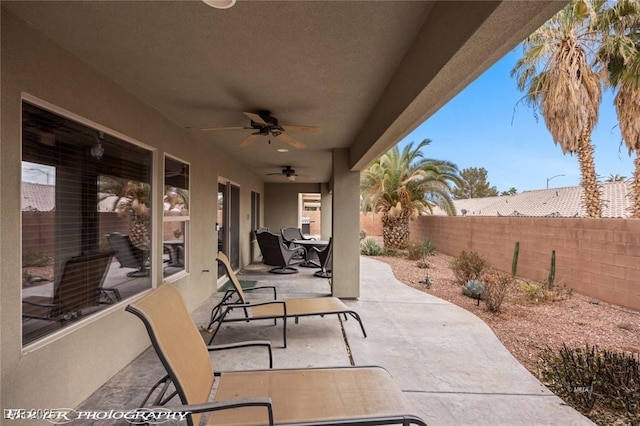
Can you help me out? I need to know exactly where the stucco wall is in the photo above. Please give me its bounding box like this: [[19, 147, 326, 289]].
[[410, 216, 640, 311], [1, 10, 263, 416], [263, 183, 321, 233]]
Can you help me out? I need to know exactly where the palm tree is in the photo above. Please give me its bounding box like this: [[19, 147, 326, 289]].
[[360, 139, 460, 249], [604, 173, 628, 183], [597, 0, 640, 217], [512, 0, 604, 217]]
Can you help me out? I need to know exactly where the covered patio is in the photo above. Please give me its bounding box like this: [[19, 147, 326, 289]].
[[78, 257, 592, 425], [1, 0, 571, 420]]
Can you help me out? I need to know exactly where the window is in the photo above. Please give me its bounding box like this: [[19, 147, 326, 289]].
[[163, 156, 189, 278], [21, 101, 153, 346]]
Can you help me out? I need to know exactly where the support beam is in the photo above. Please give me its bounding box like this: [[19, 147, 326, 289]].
[[320, 183, 332, 240], [331, 149, 360, 298]]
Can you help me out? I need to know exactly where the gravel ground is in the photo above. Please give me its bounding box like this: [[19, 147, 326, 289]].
[[372, 253, 640, 374]]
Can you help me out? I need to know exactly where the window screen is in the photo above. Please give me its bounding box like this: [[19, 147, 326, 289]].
[[21, 101, 153, 346]]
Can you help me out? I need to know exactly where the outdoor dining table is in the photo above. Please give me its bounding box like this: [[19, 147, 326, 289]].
[[292, 239, 329, 268]]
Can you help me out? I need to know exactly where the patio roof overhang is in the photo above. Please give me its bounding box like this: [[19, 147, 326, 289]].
[[3, 1, 565, 183]]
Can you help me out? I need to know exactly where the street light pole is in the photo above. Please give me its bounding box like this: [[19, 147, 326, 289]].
[[25, 167, 52, 185], [546, 174, 565, 189]]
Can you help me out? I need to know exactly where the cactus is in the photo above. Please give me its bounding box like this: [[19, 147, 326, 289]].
[[511, 241, 520, 277], [547, 250, 556, 289]]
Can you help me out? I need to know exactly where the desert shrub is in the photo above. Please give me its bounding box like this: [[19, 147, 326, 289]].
[[421, 239, 437, 257], [23, 252, 52, 267], [481, 271, 513, 312], [539, 344, 640, 424], [405, 240, 423, 260], [406, 239, 437, 260], [416, 259, 430, 269], [382, 246, 403, 257], [449, 250, 490, 285], [360, 238, 383, 256], [522, 281, 572, 304], [462, 279, 485, 302]]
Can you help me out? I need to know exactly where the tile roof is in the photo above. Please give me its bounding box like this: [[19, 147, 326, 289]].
[[21, 182, 55, 212], [433, 182, 632, 218]]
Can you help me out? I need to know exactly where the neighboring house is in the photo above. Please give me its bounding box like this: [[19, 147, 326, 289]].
[[21, 182, 55, 212], [433, 182, 632, 218]]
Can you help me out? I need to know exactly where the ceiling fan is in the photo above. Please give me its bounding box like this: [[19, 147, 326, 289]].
[[267, 166, 301, 182], [201, 110, 320, 149]]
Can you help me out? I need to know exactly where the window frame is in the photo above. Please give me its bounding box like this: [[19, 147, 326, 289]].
[[163, 153, 190, 281], [20, 94, 158, 351]]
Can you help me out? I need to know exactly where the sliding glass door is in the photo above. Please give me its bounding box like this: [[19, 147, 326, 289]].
[[217, 180, 240, 279]]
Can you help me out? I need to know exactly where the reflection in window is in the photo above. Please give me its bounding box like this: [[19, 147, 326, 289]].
[[163, 156, 189, 278], [21, 101, 152, 346]]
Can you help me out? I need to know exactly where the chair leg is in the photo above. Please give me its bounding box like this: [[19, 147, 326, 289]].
[[139, 375, 177, 407], [208, 302, 224, 330], [207, 307, 231, 345], [208, 290, 236, 329], [347, 311, 367, 338], [282, 315, 287, 348]]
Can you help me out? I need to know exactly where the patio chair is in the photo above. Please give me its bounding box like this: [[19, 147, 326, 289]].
[[207, 252, 367, 347], [280, 226, 314, 248], [313, 236, 333, 278], [255, 230, 305, 274], [254, 226, 270, 236], [126, 283, 427, 426], [106, 232, 148, 277], [22, 251, 119, 322]]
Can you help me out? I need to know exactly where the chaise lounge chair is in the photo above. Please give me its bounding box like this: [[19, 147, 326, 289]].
[[126, 283, 428, 426], [22, 251, 119, 322], [207, 252, 367, 347]]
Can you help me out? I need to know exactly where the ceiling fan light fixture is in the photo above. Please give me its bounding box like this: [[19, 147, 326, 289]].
[[287, 175, 296, 182], [91, 131, 105, 160], [277, 148, 289, 153], [202, 0, 236, 9]]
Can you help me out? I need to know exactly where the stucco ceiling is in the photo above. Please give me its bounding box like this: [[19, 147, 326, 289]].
[[3, 1, 564, 184]]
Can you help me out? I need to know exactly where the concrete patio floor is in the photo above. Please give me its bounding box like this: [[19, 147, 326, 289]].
[[78, 256, 594, 425]]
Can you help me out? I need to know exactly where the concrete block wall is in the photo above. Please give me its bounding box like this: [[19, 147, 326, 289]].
[[410, 216, 640, 311], [360, 212, 383, 238]]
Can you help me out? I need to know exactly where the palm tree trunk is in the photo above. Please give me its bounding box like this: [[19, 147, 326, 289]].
[[381, 209, 410, 249], [577, 137, 602, 218], [632, 156, 640, 219]]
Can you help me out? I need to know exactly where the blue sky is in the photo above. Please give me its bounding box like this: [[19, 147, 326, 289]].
[[400, 49, 636, 193]]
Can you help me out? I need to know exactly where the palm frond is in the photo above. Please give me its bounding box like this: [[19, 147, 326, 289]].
[[360, 139, 458, 217]]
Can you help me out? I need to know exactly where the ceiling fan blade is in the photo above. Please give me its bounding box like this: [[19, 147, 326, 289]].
[[276, 133, 306, 149], [281, 125, 321, 134], [201, 126, 249, 131], [243, 112, 267, 125], [239, 133, 262, 148]]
